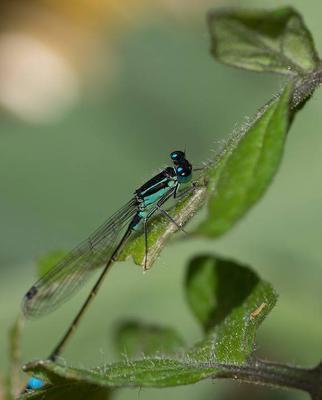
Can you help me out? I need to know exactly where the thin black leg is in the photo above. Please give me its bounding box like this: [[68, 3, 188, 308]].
[[143, 218, 148, 270], [156, 205, 187, 234], [174, 183, 180, 199]]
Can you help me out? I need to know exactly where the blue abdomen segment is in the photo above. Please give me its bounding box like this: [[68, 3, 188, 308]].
[[26, 376, 45, 390], [130, 205, 155, 232]]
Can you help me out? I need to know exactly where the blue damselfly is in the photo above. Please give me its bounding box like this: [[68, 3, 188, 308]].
[[22, 150, 193, 378]]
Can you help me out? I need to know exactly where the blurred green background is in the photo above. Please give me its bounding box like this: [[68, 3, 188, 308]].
[[1, 0, 322, 399]]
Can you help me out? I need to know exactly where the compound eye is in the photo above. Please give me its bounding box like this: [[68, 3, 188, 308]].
[[170, 150, 185, 161]]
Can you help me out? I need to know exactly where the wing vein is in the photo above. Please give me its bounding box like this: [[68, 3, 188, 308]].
[[22, 198, 138, 318]]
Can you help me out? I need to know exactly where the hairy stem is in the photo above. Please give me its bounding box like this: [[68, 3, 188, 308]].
[[215, 358, 322, 399], [291, 63, 322, 110]]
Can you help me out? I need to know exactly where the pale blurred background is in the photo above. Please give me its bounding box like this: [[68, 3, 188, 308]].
[[1, 1, 322, 399]]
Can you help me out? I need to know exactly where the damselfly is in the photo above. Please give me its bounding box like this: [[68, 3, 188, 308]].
[[22, 151, 193, 368]]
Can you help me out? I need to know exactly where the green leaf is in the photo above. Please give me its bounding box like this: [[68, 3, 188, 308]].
[[21, 359, 220, 392], [115, 321, 184, 357], [197, 82, 292, 237], [118, 185, 207, 268], [22, 254, 276, 392], [185, 255, 258, 331], [185, 255, 277, 364], [208, 7, 319, 75]]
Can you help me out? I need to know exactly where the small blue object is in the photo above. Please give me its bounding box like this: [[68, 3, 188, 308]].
[[26, 376, 45, 390]]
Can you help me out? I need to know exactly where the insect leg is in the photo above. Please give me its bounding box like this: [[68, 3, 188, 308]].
[[143, 218, 148, 270], [156, 205, 187, 234]]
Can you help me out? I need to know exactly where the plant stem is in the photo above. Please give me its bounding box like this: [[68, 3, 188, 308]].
[[291, 63, 322, 110], [215, 358, 322, 399]]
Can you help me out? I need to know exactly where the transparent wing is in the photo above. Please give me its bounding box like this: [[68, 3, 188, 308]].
[[22, 198, 138, 318]]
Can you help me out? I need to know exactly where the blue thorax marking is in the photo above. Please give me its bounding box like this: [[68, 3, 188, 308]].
[[140, 181, 176, 207], [135, 167, 177, 207], [129, 167, 178, 232]]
